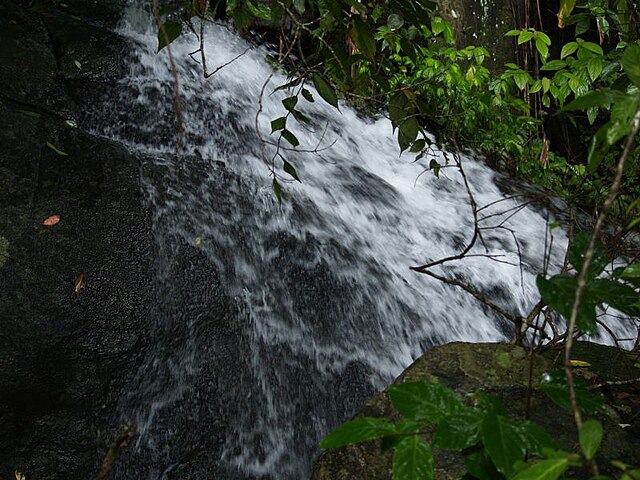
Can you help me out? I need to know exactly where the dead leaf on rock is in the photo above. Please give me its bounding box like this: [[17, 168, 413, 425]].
[[42, 215, 60, 226], [15, 470, 26, 480], [74, 272, 86, 294]]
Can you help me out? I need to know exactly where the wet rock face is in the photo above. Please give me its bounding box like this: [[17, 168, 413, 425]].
[[0, 1, 153, 478], [311, 342, 640, 480]]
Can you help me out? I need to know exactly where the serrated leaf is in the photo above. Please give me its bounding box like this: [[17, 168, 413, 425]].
[[320, 417, 396, 448], [481, 414, 527, 477], [312, 74, 338, 108], [511, 458, 569, 480], [283, 160, 300, 182], [157, 21, 182, 52], [393, 436, 434, 480], [579, 419, 603, 460], [281, 129, 299, 147], [388, 381, 464, 422], [433, 411, 483, 449], [271, 116, 286, 132]]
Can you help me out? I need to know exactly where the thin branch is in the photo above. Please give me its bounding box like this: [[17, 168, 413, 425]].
[[563, 105, 640, 474]]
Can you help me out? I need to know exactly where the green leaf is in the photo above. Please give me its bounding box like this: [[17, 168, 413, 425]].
[[535, 37, 549, 60], [320, 417, 396, 448], [473, 392, 507, 415], [293, 0, 305, 14], [518, 30, 534, 44], [621, 264, 640, 279], [46, 141, 69, 156], [388, 381, 464, 422], [387, 13, 404, 30], [514, 72, 530, 90], [431, 16, 446, 36], [515, 420, 558, 454], [410, 138, 426, 153], [579, 419, 603, 460], [312, 74, 339, 108], [272, 177, 282, 203], [301, 88, 314, 103], [17, 109, 41, 118], [560, 42, 578, 59], [464, 449, 501, 480], [505, 29, 521, 36], [537, 32, 552, 46], [157, 21, 182, 52], [536, 274, 598, 333], [621, 44, 640, 87], [541, 60, 567, 71], [587, 58, 603, 82], [398, 117, 419, 152], [481, 414, 527, 477], [589, 279, 640, 316], [283, 160, 300, 182], [389, 92, 412, 127], [393, 435, 434, 480], [271, 116, 286, 132], [282, 96, 298, 112], [568, 231, 607, 279], [511, 458, 569, 480], [351, 16, 376, 58], [281, 129, 300, 147], [433, 411, 483, 449], [581, 41, 603, 56], [562, 89, 628, 111], [540, 370, 605, 414]]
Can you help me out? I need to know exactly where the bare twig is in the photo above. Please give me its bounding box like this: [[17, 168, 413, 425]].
[[96, 424, 137, 480]]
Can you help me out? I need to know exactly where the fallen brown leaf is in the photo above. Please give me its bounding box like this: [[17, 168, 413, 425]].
[[74, 272, 86, 294], [42, 215, 60, 226]]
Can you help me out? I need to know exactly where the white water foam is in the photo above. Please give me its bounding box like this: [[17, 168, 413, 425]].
[[97, 6, 635, 478]]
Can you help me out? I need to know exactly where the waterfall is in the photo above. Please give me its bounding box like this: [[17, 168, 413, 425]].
[[88, 5, 631, 479]]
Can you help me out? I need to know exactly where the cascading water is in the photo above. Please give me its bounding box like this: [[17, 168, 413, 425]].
[[88, 5, 630, 479]]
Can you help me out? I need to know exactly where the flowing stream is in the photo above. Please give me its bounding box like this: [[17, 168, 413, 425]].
[[90, 5, 629, 479]]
